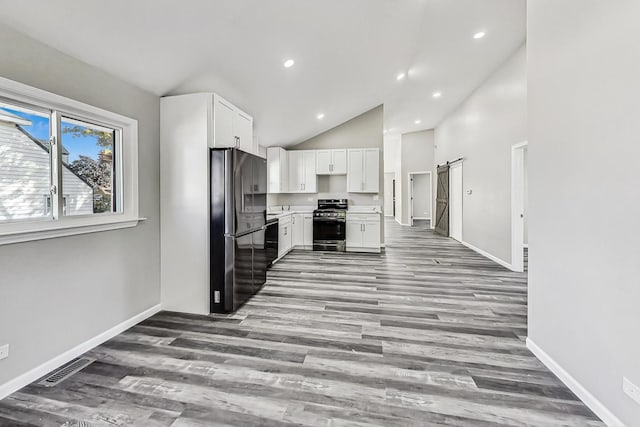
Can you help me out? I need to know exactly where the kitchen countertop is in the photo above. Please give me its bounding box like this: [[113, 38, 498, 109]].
[[266, 205, 381, 220]]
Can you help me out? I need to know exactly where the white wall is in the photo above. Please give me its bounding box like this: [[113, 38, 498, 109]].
[[528, 1, 640, 425], [434, 45, 526, 264], [383, 134, 401, 222], [0, 26, 160, 387], [399, 130, 435, 225]]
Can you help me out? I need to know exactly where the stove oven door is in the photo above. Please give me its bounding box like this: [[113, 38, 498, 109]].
[[313, 216, 346, 251]]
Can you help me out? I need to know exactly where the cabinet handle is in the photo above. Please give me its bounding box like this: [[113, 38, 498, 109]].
[[284, 227, 287, 236], [302, 183, 305, 191]]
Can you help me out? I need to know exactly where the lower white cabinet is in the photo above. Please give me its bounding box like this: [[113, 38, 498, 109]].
[[278, 214, 292, 258], [292, 213, 313, 248], [346, 213, 381, 252]]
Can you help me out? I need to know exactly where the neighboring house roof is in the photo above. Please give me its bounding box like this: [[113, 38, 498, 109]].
[[0, 110, 31, 127]]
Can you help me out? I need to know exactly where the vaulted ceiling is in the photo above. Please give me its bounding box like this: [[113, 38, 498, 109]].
[[0, 0, 525, 146]]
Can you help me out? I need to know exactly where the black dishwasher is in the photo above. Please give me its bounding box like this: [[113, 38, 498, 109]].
[[265, 218, 279, 267]]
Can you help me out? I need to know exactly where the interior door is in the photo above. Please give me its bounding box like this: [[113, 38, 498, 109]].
[[213, 96, 235, 148], [449, 162, 463, 241], [435, 165, 450, 236]]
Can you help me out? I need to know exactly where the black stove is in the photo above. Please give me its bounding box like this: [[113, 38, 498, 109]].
[[313, 199, 348, 251]]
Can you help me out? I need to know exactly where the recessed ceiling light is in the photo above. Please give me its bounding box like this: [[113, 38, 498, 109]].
[[473, 31, 486, 40], [317, 113, 325, 120], [284, 59, 295, 68], [415, 119, 422, 125], [396, 72, 406, 81], [432, 91, 442, 98]]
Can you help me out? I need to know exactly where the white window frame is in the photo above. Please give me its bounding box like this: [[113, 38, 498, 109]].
[[0, 76, 142, 245]]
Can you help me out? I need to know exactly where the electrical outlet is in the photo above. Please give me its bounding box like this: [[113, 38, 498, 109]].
[[0, 344, 8, 360], [623, 377, 640, 405]]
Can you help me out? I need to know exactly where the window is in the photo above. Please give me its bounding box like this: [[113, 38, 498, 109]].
[[0, 76, 140, 245]]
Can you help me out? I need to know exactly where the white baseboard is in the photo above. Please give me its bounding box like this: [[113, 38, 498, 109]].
[[0, 303, 162, 400], [526, 338, 624, 427], [460, 240, 515, 271]]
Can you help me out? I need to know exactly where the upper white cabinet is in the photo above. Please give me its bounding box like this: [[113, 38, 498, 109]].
[[347, 148, 379, 193], [316, 149, 347, 175], [212, 94, 254, 154], [267, 147, 288, 194], [288, 150, 317, 193]]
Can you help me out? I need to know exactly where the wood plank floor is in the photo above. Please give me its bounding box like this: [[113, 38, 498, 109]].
[[0, 220, 603, 426]]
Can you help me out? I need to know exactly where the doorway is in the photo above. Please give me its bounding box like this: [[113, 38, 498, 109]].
[[409, 172, 432, 227], [449, 162, 463, 242], [511, 142, 528, 272]]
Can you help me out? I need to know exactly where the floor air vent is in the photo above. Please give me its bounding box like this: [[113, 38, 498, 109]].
[[432, 258, 441, 264], [38, 357, 94, 387]]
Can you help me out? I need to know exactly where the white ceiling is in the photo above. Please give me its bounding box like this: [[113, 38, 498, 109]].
[[0, 0, 525, 146]]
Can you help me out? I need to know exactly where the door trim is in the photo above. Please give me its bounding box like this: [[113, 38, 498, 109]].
[[511, 141, 528, 272], [448, 162, 463, 241]]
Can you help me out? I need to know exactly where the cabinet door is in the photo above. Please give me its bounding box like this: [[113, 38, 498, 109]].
[[302, 151, 317, 193], [292, 214, 304, 247], [278, 219, 292, 257], [331, 149, 347, 175], [235, 110, 253, 154], [362, 221, 381, 248], [288, 151, 304, 192], [213, 96, 235, 148], [303, 214, 313, 246], [363, 149, 379, 193], [316, 150, 331, 175], [279, 150, 289, 193], [347, 149, 364, 192], [267, 147, 280, 194], [346, 221, 363, 248]]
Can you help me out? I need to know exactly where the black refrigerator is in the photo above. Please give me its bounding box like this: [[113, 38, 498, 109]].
[[210, 148, 268, 313]]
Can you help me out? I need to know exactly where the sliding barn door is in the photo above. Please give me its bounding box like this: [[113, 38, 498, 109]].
[[435, 165, 450, 236]]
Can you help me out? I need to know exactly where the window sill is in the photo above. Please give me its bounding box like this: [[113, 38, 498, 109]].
[[0, 217, 147, 246]]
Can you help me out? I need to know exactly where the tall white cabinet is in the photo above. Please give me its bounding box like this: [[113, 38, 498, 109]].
[[347, 148, 379, 193], [161, 92, 256, 315], [288, 150, 317, 193]]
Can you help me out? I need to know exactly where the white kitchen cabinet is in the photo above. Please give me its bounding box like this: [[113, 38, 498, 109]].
[[211, 94, 254, 155], [347, 148, 379, 193], [267, 147, 288, 193], [278, 214, 292, 258], [292, 214, 304, 247], [303, 214, 313, 246], [288, 150, 317, 193], [316, 149, 347, 175], [292, 213, 314, 248], [346, 213, 381, 252]]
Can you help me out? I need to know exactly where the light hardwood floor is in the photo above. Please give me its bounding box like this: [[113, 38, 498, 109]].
[[0, 220, 603, 426]]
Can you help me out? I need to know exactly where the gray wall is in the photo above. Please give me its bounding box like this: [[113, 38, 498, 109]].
[[0, 26, 160, 386], [272, 105, 384, 242], [383, 134, 402, 222], [400, 130, 435, 225], [434, 45, 526, 264], [528, 1, 640, 424]]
